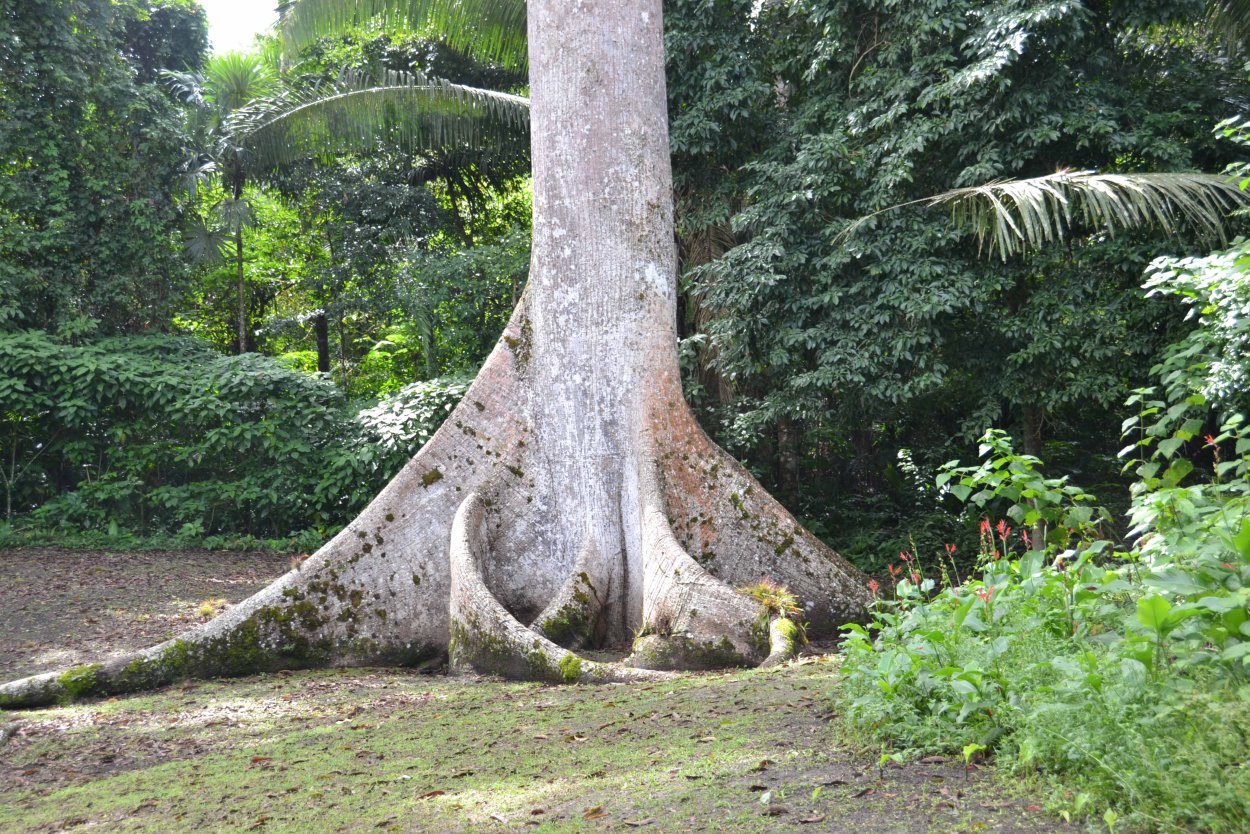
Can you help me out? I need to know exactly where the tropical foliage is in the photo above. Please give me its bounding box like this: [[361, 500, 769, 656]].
[[0, 330, 467, 544], [840, 233, 1250, 831], [673, 0, 1249, 568]]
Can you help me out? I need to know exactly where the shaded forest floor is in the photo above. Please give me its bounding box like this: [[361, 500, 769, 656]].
[[0, 549, 1075, 834]]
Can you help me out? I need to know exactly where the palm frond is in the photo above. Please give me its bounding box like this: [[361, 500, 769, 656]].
[[204, 52, 280, 114], [183, 220, 230, 265], [1210, 0, 1250, 51], [176, 156, 217, 200], [840, 171, 1250, 261], [227, 68, 529, 171], [215, 198, 255, 234], [279, 0, 527, 71], [162, 69, 206, 105]]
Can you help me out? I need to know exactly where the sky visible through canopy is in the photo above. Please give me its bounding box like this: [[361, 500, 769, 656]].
[[199, 0, 278, 54]]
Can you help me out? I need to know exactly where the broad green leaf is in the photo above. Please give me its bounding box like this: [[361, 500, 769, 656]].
[[1137, 595, 1172, 634]]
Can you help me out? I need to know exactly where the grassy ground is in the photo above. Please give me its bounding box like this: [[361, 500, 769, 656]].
[[0, 549, 1075, 834]]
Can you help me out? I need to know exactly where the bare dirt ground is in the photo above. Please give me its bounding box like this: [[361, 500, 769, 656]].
[[0, 548, 1075, 834], [0, 547, 292, 679]]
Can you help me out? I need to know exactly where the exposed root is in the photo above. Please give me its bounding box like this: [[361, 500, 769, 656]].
[[625, 439, 765, 671], [1, 719, 27, 745], [646, 397, 872, 635], [449, 493, 667, 684], [760, 617, 803, 668]]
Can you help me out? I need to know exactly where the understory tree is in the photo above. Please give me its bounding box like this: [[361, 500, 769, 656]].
[[0, 0, 872, 707]]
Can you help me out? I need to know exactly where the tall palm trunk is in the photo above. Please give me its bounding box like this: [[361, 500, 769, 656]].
[[235, 225, 248, 354]]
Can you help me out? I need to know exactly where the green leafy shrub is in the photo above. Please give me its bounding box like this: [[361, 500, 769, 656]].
[[840, 237, 1250, 832], [841, 423, 1250, 831], [841, 233, 1250, 828], [0, 332, 465, 543]]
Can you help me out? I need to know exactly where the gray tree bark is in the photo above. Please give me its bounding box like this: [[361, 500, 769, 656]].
[[0, 0, 870, 709]]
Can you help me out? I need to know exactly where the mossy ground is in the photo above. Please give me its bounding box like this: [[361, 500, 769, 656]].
[[0, 550, 1075, 833]]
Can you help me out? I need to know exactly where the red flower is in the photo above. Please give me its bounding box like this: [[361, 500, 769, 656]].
[[995, 519, 1012, 542], [1021, 529, 1031, 548], [980, 519, 992, 535], [900, 550, 914, 564], [944, 543, 957, 556], [887, 563, 902, 577], [868, 579, 880, 596], [976, 585, 993, 603], [910, 571, 921, 585], [1205, 434, 1218, 446]]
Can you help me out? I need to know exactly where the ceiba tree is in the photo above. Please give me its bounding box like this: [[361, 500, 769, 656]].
[[0, 0, 871, 708]]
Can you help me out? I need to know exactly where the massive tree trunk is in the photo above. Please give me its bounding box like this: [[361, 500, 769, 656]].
[[0, 0, 870, 709]]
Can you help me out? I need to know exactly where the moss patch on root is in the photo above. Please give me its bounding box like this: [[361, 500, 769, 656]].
[[449, 616, 568, 683], [56, 664, 103, 703], [627, 634, 751, 672], [557, 653, 582, 683], [536, 575, 600, 649]]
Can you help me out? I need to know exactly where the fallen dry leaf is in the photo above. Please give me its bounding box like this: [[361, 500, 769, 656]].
[[583, 806, 609, 820], [797, 813, 826, 824], [417, 790, 446, 800]]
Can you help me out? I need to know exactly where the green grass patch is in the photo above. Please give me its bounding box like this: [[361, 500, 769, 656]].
[[0, 663, 1071, 833]]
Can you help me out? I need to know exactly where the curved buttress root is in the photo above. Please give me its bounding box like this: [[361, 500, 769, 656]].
[[647, 400, 873, 637], [449, 492, 666, 684], [625, 438, 767, 672], [0, 305, 535, 710]]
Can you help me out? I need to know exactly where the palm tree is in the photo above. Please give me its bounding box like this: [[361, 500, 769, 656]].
[[173, 23, 530, 356], [168, 51, 279, 354]]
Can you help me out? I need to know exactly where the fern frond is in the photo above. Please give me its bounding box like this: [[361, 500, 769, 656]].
[[227, 68, 529, 170], [840, 171, 1250, 261], [278, 0, 527, 70]]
